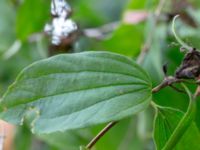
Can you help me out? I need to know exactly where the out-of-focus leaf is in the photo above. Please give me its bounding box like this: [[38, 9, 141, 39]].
[[195, 97, 200, 131], [71, 0, 128, 27], [80, 146, 89, 150], [16, 0, 50, 40], [14, 125, 32, 150], [143, 20, 167, 84], [3, 40, 22, 59], [0, 0, 15, 54], [126, 0, 146, 10], [154, 107, 200, 150], [103, 24, 144, 56], [0, 41, 46, 95], [137, 107, 155, 148], [126, 0, 158, 10], [39, 131, 89, 150], [0, 51, 152, 134], [39, 118, 145, 150]]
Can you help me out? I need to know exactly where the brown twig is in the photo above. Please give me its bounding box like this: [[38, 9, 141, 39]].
[[86, 121, 118, 149], [151, 75, 199, 94], [152, 76, 184, 93]]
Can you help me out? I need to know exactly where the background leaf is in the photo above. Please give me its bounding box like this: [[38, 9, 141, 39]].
[[154, 107, 200, 150], [0, 51, 152, 134], [14, 125, 32, 150], [71, 0, 127, 27], [0, 0, 15, 54], [38, 130, 89, 150], [16, 0, 50, 40], [103, 24, 144, 56]]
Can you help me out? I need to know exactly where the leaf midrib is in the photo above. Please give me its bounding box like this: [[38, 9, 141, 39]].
[[19, 70, 149, 84], [4, 82, 149, 108], [36, 87, 150, 120]]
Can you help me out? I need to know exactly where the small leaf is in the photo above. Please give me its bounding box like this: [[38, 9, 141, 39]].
[[0, 51, 152, 133], [154, 107, 200, 150]]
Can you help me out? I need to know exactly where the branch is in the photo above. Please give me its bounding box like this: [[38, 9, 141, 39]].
[[86, 121, 118, 149], [152, 75, 198, 94], [152, 76, 183, 93]]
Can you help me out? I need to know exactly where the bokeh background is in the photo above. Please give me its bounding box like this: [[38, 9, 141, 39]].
[[1, 0, 200, 149]]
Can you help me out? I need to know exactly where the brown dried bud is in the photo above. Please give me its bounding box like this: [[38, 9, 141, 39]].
[[175, 48, 200, 79]]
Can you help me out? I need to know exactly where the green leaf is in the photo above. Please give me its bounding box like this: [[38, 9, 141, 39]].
[[14, 125, 32, 150], [0, 51, 152, 134], [126, 0, 158, 10], [143, 23, 167, 83], [195, 98, 200, 131], [80, 146, 89, 150], [72, 0, 127, 27], [126, 0, 146, 10], [103, 24, 144, 56], [16, 0, 50, 40], [154, 107, 200, 150], [38, 131, 89, 150], [0, 0, 15, 54]]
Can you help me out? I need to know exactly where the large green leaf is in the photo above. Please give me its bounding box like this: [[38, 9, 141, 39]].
[[154, 107, 200, 150], [0, 51, 151, 133]]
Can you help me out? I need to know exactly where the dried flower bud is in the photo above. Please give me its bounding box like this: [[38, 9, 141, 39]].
[[175, 49, 200, 79]]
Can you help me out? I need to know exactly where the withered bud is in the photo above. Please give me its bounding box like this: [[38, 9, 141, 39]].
[[175, 48, 200, 79]]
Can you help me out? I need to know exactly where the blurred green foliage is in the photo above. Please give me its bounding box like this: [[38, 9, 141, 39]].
[[1, 0, 200, 149], [16, 0, 50, 40]]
